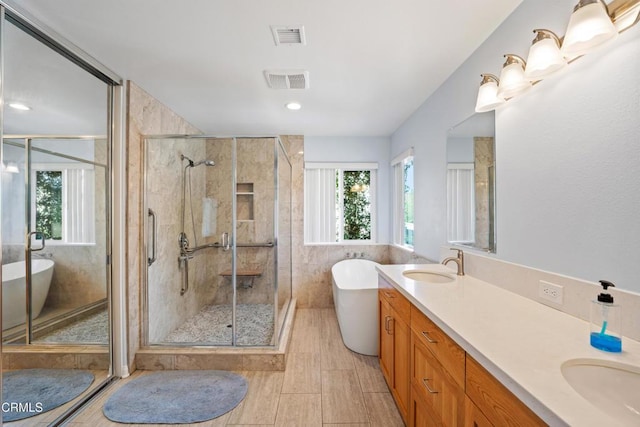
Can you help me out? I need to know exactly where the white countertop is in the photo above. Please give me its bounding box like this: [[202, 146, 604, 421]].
[[376, 263, 640, 427]]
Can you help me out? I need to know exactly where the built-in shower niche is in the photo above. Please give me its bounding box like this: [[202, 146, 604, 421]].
[[236, 183, 254, 221]]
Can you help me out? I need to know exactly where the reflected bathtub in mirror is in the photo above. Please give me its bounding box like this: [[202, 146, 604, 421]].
[[446, 111, 496, 253], [2, 259, 54, 329]]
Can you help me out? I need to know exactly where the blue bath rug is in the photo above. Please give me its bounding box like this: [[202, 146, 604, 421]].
[[2, 368, 95, 421], [103, 370, 248, 424]]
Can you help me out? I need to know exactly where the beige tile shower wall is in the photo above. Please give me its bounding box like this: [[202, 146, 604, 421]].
[[206, 138, 278, 306], [146, 138, 214, 342], [126, 82, 201, 369]]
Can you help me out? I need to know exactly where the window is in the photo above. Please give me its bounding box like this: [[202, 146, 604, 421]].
[[392, 149, 414, 247], [304, 162, 377, 243], [31, 163, 96, 244], [35, 170, 63, 240]]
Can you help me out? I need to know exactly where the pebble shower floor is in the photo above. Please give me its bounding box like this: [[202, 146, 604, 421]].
[[163, 303, 274, 346]]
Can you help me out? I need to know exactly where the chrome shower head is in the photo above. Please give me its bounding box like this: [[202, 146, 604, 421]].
[[192, 159, 215, 167]]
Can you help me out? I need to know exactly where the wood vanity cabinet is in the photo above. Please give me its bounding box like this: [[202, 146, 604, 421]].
[[378, 276, 547, 427], [410, 306, 465, 427], [379, 278, 411, 423]]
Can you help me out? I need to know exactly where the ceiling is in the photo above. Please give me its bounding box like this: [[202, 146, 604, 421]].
[[13, 0, 521, 137]]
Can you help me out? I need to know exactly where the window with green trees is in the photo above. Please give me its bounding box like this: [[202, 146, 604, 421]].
[[35, 170, 63, 240], [340, 170, 372, 240], [304, 163, 377, 243]]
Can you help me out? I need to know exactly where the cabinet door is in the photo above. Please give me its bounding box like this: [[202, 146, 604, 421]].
[[392, 314, 410, 422], [379, 295, 394, 386], [410, 384, 439, 427], [464, 395, 493, 427]]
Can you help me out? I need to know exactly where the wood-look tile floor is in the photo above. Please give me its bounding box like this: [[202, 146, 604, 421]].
[[65, 308, 404, 426]]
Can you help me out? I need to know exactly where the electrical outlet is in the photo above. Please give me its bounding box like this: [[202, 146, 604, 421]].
[[539, 281, 563, 305]]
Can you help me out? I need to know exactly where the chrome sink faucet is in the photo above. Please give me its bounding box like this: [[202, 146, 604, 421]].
[[442, 248, 465, 276]]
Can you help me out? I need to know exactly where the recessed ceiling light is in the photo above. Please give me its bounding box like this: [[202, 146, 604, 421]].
[[9, 103, 31, 111], [286, 102, 302, 111]]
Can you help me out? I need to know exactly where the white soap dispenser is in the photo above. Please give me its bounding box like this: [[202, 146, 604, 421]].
[[589, 280, 621, 352]]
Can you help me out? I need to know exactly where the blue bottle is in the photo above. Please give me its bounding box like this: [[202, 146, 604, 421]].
[[590, 280, 622, 352]]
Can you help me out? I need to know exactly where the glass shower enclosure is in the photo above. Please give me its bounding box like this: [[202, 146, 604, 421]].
[[143, 136, 292, 347]]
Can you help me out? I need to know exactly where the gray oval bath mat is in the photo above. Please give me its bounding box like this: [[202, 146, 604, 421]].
[[103, 370, 248, 424], [2, 369, 95, 422]]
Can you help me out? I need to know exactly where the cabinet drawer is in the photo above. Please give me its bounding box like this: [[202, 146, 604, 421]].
[[379, 277, 410, 323], [411, 331, 464, 426], [411, 305, 465, 387], [466, 355, 545, 427]]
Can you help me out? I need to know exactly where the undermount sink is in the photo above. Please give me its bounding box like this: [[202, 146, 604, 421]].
[[402, 270, 455, 284], [561, 358, 640, 425]]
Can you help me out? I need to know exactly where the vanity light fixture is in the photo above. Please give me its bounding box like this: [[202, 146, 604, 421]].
[[285, 101, 301, 110], [8, 103, 31, 111], [524, 29, 567, 80], [474, 0, 640, 112], [561, 0, 617, 58], [474, 74, 505, 113], [496, 54, 532, 99]]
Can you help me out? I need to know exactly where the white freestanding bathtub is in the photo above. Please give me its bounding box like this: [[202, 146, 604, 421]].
[[331, 259, 380, 356], [2, 259, 55, 330]]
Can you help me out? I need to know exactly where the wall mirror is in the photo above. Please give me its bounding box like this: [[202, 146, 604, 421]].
[[446, 111, 496, 253], [1, 9, 114, 424]]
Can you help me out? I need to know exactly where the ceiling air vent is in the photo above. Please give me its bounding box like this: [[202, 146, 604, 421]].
[[270, 25, 306, 46], [264, 70, 309, 89]]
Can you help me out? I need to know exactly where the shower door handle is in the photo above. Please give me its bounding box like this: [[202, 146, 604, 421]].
[[148, 208, 157, 266], [27, 231, 45, 252], [221, 232, 231, 251]]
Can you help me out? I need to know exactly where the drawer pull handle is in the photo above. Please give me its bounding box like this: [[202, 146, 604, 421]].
[[421, 331, 438, 344], [422, 378, 439, 394], [384, 291, 396, 298]]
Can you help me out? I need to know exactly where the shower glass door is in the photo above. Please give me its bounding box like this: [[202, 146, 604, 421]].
[[234, 137, 277, 346], [145, 137, 235, 345]]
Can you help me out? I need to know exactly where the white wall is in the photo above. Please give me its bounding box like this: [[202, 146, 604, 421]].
[[304, 136, 391, 243], [391, 0, 640, 293], [446, 138, 473, 163]]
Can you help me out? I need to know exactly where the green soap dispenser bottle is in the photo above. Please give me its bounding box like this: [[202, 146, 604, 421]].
[[590, 280, 622, 352]]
